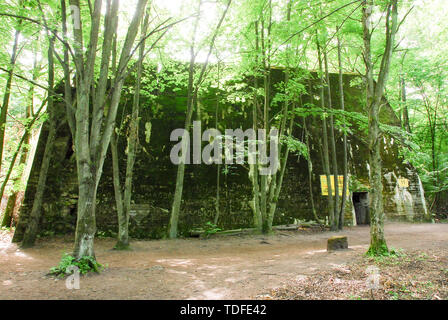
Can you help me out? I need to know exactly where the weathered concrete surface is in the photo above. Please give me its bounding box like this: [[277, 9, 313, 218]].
[[327, 236, 349, 251], [15, 68, 430, 239]]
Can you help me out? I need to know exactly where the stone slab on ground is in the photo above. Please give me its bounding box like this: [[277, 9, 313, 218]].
[[327, 236, 348, 251]]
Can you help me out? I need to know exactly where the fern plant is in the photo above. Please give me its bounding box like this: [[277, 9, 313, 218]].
[[203, 222, 222, 238], [49, 253, 105, 277]]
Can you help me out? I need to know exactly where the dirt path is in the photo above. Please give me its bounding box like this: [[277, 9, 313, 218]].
[[1, 222, 447, 300]]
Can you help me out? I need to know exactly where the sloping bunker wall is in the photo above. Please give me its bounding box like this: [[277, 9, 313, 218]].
[[14, 67, 430, 240]]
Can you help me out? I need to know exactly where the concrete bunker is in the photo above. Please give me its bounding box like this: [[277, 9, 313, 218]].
[[12, 67, 431, 240]]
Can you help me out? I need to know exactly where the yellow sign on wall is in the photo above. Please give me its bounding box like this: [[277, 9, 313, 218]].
[[398, 178, 409, 188], [320, 175, 349, 196]]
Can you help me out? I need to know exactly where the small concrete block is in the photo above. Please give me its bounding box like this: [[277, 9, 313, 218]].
[[327, 236, 348, 251]]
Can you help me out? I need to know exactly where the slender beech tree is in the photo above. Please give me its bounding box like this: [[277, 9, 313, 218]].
[[21, 35, 57, 248], [0, 0, 24, 175], [213, 61, 222, 225], [0, 97, 46, 229], [400, 76, 411, 133], [337, 27, 348, 230], [62, 0, 179, 259], [60, 0, 184, 258], [111, 9, 151, 250], [168, 0, 232, 239], [303, 90, 320, 223], [316, 33, 334, 227], [399, 52, 411, 134], [323, 42, 340, 231], [362, 0, 399, 255], [249, 19, 262, 230], [246, 0, 298, 234], [1, 37, 42, 228]]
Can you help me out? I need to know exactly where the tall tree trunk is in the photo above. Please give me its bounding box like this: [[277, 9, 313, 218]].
[[214, 63, 221, 225], [337, 28, 348, 230], [20, 124, 56, 247], [264, 0, 295, 232], [60, 0, 75, 136], [305, 84, 320, 223], [249, 20, 262, 231], [2, 37, 41, 228], [362, 0, 399, 256], [73, 175, 97, 258], [260, 6, 272, 235], [250, 0, 290, 235], [168, 1, 201, 239], [0, 108, 44, 228], [400, 77, 411, 134], [21, 35, 57, 248], [260, 65, 270, 234], [8, 98, 47, 243], [316, 34, 334, 226], [303, 116, 320, 223], [168, 0, 231, 238], [70, 0, 102, 260], [110, 131, 124, 246], [71, 0, 149, 260], [0, 128, 34, 227], [0, 13, 23, 174], [115, 10, 150, 249], [1, 116, 31, 229], [323, 45, 340, 231], [266, 115, 294, 230]]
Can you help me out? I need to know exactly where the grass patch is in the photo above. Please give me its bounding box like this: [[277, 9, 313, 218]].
[[366, 247, 407, 266]]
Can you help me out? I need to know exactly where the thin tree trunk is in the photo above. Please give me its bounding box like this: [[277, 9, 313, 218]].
[[60, 0, 75, 136], [316, 34, 334, 227], [265, 0, 295, 232], [110, 131, 124, 246], [168, 1, 201, 239], [169, 0, 231, 238], [0, 95, 47, 231], [260, 74, 269, 234], [303, 116, 320, 223], [401, 77, 411, 133], [20, 123, 56, 247], [260, 10, 271, 235], [0, 123, 37, 227], [214, 162, 221, 225], [21, 35, 57, 248], [363, 1, 386, 255], [323, 44, 340, 231], [70, 0, 102, 260], [363, 0, 399, 255], [116, 10, 150, 249], [337, 28, 348, 230], [249, 20, 262, 231], [0, 11, 23, 174], [266, 114, 294, 230], [1, 37, 41, 228], [305, 83, 320, 223], [72, 0, 149, 260], [2, 193, 17, 228], [213, 63, 221, 225]]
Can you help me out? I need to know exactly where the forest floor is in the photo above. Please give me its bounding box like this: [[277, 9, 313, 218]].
[[0, 222, 447, 300]]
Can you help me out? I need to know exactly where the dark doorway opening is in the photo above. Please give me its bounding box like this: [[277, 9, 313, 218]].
[[353, 192, 370, 225]]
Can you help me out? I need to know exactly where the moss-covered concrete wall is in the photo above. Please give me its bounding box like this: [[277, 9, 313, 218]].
[[14, 67, 430, 240]]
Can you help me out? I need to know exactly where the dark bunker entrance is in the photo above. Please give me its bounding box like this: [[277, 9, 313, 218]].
[[353, 192, 370, 225]]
